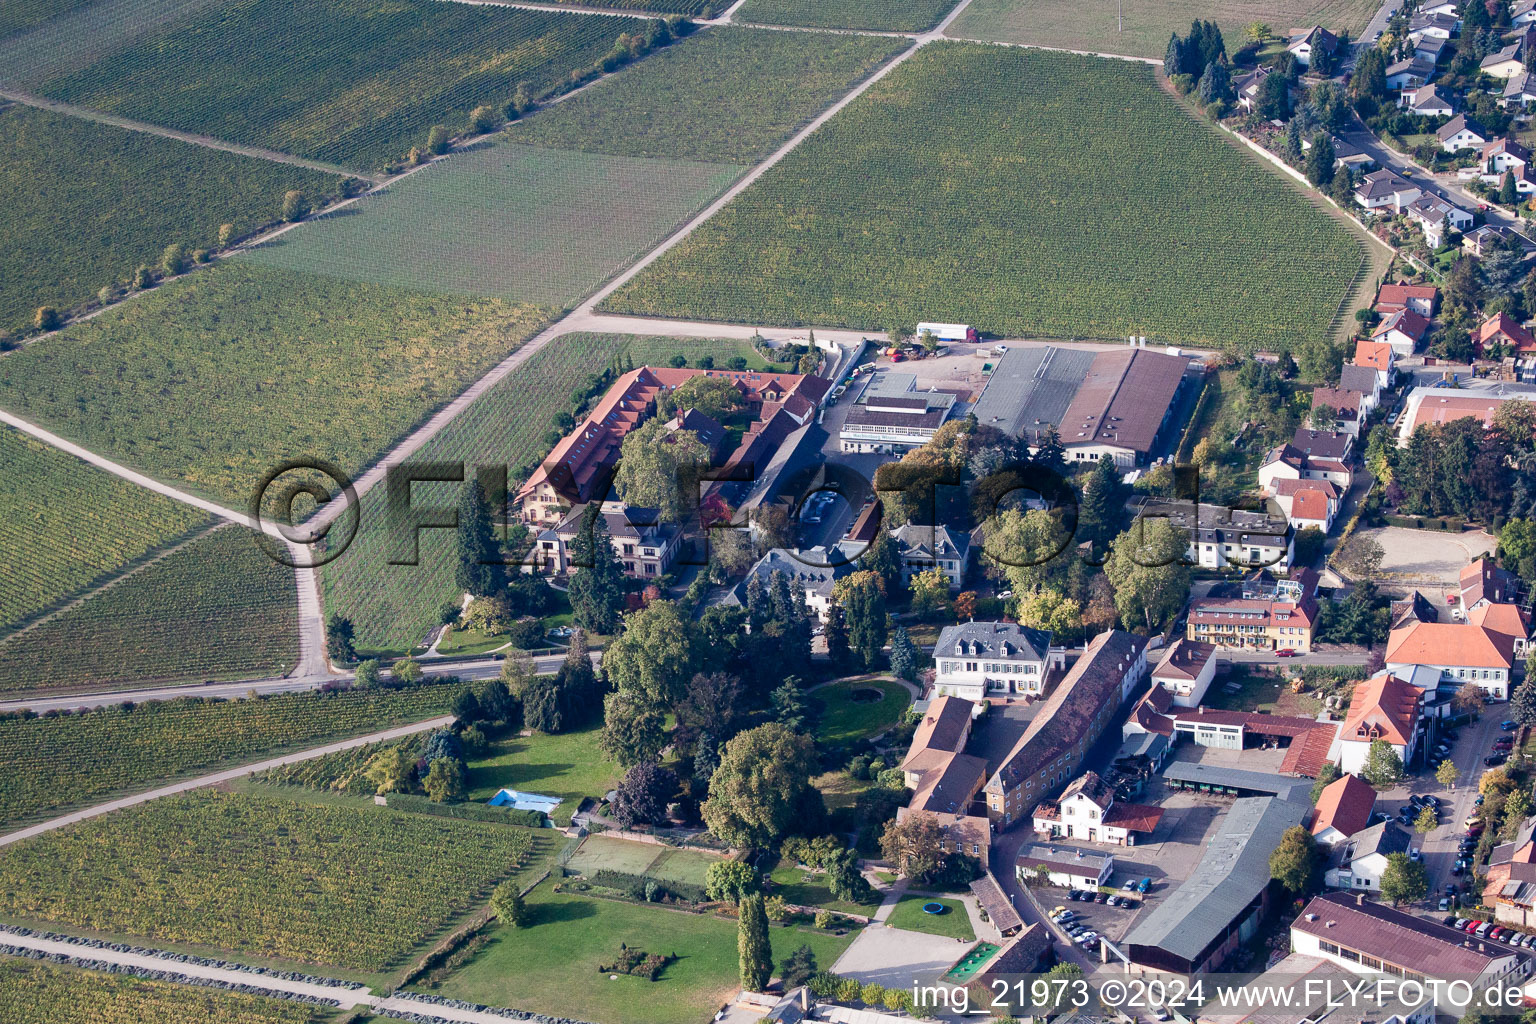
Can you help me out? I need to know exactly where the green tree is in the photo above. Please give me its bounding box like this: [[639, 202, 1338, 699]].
[[1512, 677, 1536, 726], [603, 599, 700, 707], [1502, 170, 1519, 206], [703, 724, 819, 848], [1305, 133, 1336, 186], [599, 689, 668, 768], [889, 627, 919, 682], [780, 945, 817, 988], [826, 848, 874, 904], [423, 757, 466, 802], [613, 419, 709, 522], [1104, 518, 1192, 631], [468, 104, 499, 134], [1379, 851, 1429, 905], [661, 374, 747, 422], [33, 306, 60, 331], [770, 678, 810, 732], [1362, 738, 1405, 788], [1413, 805, 1438, 835], [1196, 60, 1233, 108], [1503, 789, 1532, 840], [365, 745, 414, 795], [132, 265, 154, 289], [354, 659, 381, 688], [568, 506, 625, 634], [1268, 824, 1319, 895], [1437, 759, 1461, 789], [824, 603, 852, 671], [426, 125, 450, 155], [325, 614, 355, 663], [1309, 761, 1341, 802], [857, 532, 903, 596], [909, 567, 951, 619], [456, 478, 508, 599], [161, 243, 187, 277], [1292, 526, 1326, 567], [280, 190, 309, 222], [1256, 66, 1292, 119], [505, 82, 534, 120], [879, 811, 946, 881], [1078, 455, 1127, 556], [1498, 518, 1536, 584], [217, 223, 235, 248], [987, 508, 1072, 595], [1015, 590, 1082, 637], [490, 880, 529, 926], [832, 570, 888, 671], [610, 761, 677, 828], [705, 860, 761, 904], [393, 657, 423, 685], [738, 893, 773, 991]]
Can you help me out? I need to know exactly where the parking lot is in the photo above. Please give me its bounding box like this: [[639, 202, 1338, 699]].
[[1356, 525, 1495, 585]]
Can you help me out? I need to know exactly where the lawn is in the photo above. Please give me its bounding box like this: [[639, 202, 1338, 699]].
[[0, 261, 549, 507], [435, 624, 513, 657], [0, 424, 211, 636], [465, 724, 620, 825], [947, 0, 1381, 60], [505, 26, 906, 163], [1202, 669, 1319, 716], [0, 525, 296, 695], [736, 0, 954, 31], [320, 333, 768, 650], [566, 835, 726, 884], [811, 677, 912, 747], [34, 0, 658, 170], [767, 858, 882, 915], [0, 789, 546, 971], [0, 960, 329, 1024], [422, 887, 855, 1024], [604, 43, 1368, 352], [247, 142, 741, 307], [885, 894, 974, 940], [0, 677, 465, 829], [0, 103, 351, 333]]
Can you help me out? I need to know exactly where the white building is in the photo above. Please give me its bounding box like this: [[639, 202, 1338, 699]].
[[1322, 821, 1415, 891], [1016, 843, 1113, 890], [1149, 637, 1218, 707], [839, 373, 956, 454], [1439, 113, 1490, 152], [1030, 771, 1163, 846], [1336, 672, 1426, 776], [1132, 499, 1294, 573], [931, 620, 1065, 700], [889, 522, 970, 590]]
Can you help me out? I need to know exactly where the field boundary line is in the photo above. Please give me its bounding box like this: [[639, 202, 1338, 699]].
[[0, 715, 454, 847], [940, 34, 1159, 64], [0, 89, 379, 181], [0, 521, 229, 649]]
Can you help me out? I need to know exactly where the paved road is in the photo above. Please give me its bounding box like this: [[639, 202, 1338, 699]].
[[0, 715, 453, 847], [1219, 648, 1375, 667], [1411, 710, 1507, 901], [1340, 122, 1527, 234]]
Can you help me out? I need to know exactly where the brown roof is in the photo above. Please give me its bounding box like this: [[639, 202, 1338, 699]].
[[1290, 428, 1352, 461], [1372, 309, 1431, 342], [910, 752, 988, 814], [1312, 387, 1364, 419], [1057, 348, 1188, 455], [1386, 620, 1516, 669], [1151, 638, 1216, 682], [1279, 722, 1341, 777], [1290, 489, 1331, 524], [1060, 770, 1115, 809], [1375, 283, 1439, 312], [1273, 478, 1340, 499], [1293, 893, 1521, 978], [1171, 708, 1320, 738], [1469, 601, 1530, 641], [1309, 774, 1376, 838], [1342, 673, 1424, 746], [903, 696, 974, 768], [1102, 802, 1164, 833], [1407, 393, 1514, 434], [1188, 596, 1317, 630], [1461, 556, 1520, 608], [970, 873, 1023, 933], [979, 924, 1052, 979]]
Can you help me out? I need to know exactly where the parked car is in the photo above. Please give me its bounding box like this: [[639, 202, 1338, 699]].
[[1275, 649, 1299, 658], [1486, 754, 1507, 766], [1469, 823, 1486, 836], [1440, 897, 1452, 911], [1138, 877, 1152, 893], [1095, 892, 1109, 904], [1503, 721, 1519, 731]]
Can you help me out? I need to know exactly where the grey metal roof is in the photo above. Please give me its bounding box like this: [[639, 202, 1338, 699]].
[[1339, 364, 1380, 396], [935, 620, 1051, 661], [971, 346, 1096, 443], [890, 522, 970, 562], [1348, 820, 1411, 858], [1123, 795, 1309, 962], [1160, 760, 1309, 799]]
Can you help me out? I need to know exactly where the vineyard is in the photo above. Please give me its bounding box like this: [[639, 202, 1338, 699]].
[[949, 0, 1381, 61], [320, 333, 759, 650], [0, 261, 549, 507], [247, 143, 741, 308], [0, 961, 327, 1024], [554, 0, 707, 11], [0, 790, 543, 970], [0, 425, 210, 636], [0, 526, 295, 695], [254, 738, 411, 794], [0, 678, 463, 826], [0, 0, 227, 87], [605, 43, 1368, 351], [0, 0, 96, 47], [0, 104, 349, 332], [505, 26, 906, 163], [36, 0, 655, 170], [735, 0, 954, 30]]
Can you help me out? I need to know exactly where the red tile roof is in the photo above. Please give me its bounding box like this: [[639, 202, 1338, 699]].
[[1375, 283, 1439, 313], [1279, 721, 1341, 777], [1310, 774, 1376, 838], [1151, 638, 1215, 681], [1290, 489, 1332, 524], [1461, 556, 1520, 608], [1477, 312, 1536, 353], [1354, 340, 1395, 372], [1273, 478, 1340, 499], [1373, 309, 1431, 342], [1386, 620, 1516, 669], [1406, 393, 1510, 434], [1103, 802, 1164, 833], [1342, 673, 1424, 746]]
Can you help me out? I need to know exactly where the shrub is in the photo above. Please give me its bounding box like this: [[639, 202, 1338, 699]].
[[427, 125, 451, 155], [33, 306, 60, 331], [468, 105, 499, 134], [280, 190, 309, 222]]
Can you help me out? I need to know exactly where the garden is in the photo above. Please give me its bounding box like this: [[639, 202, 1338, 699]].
[[0, 260, 549, 508], [34, 0, 659, 170], [419, 885, 855, 1024], [809, 678, 912, 747], [604, 43, 1368, 352], [0, 425, 211, 636], [0, 961, 328, 1024], [320, 332, 766, 651], [464, 723, 621, 826], [505, 26, 905, 164], [0, 790, 547, 971], [884, 894, 974, 941], [0, 526, 297, 695], [0, 103, 350, 333], [0, 676, 467, 827]]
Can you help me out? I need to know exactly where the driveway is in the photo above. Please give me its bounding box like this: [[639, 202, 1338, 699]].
[[830, 922, 969, 989]]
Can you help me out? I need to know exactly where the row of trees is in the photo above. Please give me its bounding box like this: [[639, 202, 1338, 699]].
[[1377, 398, 1536, 521]]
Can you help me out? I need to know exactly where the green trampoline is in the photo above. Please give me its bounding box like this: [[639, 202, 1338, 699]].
[[942, 941, 1001, 983]]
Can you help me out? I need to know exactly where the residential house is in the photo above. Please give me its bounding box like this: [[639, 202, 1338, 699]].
[[1415, 33, 1451, 62], [1389, 60, 1439, 93], [1464, 223, 1536, 258], [1031, 771, 1163, 846], [1312, 386, 1366, 436], [931, 620, 1063, 701], [1336, 672, 1426, 774], [1419, 0, 1460, 17], [1340, 363, 1384, 413], [1517, 0, 1536, 26], [1270, 477, 1342, 533], [1484, 41, 1527, 79], [1372, 308, 1432, 357], [1292, 892, 1531, 987], [1386, 618, 1516, 699], [1476, 311, 1536, 356], [1149, 637, 1218, 707], [1303, 132, 1373, 171], [1131, 498, 1294, 572], [1258, 428, 1355, 493], [1234, 65, 1272, 112], [1390, 589, 1438, 630], [982, 630, 1149, 827], [1122, 793, 1310, 975], [722, 547, 851, 622], [1483, 839, 1536, 927], [1458, 556, 1522, 617], [1408, 10, 1459, 40], [1288, 25, 1339, 67], [536, 500, 682, 578], [1015, 844, 1112, 890], [889, 522, 969, 590], [1309, 774, 1378, 846], [1354, 169, 1422, 211], [1504, 70, 1536, 109], [1187, 592, 1317, 652], [1323, 820, 1415, 890], [1483, 137, 1533, 175], [1353, 338, 1396, 388], [1439, 113, 1490, 152], [1405, 194, 1473, 247]]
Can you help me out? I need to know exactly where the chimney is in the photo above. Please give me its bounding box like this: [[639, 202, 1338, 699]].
[[1356, 894, 1364, 906]]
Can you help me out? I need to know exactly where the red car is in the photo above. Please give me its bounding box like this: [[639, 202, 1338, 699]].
[[1467, 919, 1483, 932], [1275, 649, 1300, 658]]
